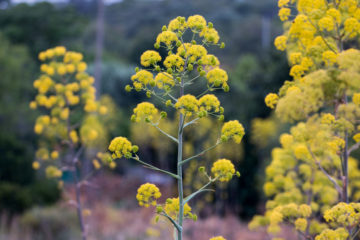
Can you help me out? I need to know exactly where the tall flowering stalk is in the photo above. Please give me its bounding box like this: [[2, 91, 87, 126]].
[[31, 47, 114, 240], [108, 15, 244, 240], [250, 0, 360, 240]]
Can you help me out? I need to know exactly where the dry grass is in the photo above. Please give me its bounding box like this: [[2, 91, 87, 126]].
[[0, 172, 296, 240]]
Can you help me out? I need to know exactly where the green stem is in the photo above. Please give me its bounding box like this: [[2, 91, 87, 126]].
[[176, 65, 185, 240]]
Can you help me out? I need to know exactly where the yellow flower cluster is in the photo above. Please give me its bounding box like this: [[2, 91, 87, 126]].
[[45, 166, 62, 178], [32, 161, 40, 170], [198, 94, 221, 113], [163, 54, 184, 71], [353, 93, 360, 105], [136, 183, 162, 207], [34, 115, 51, 134], [320, 113, 335, 125], [131, 70, 154, 91], [127, 15, 226, 98], [80, 115, 106, 147], [265, 93, 279, 109], [315, 228, 349, 240], [178, 44, 208, 64], [187, 15, 207, 30], [323, 202, 360, 226], [274, 36, 287, 51], [209, 237, 226, 240], [38, 46, 66, 60], [154, 72, 175, 90], [108, 137, 136, 159], [279, 7, 291, 21], [168, 17, 187, 32], [322, 50, 338, 66], [36, 147, 50, 160], [175, 94, 199, 116], [251, 203, 312, 235], [92, 159, 101, 170], [163, 198, 195, 220], [199, 27, 220, 44], [131, 102, 158, 123], [94, 152, 116, 169], [201, 54, 220, 68], [34, 46, 105, 117], [156, 31, 178, 46], [206, 68, 229, 90], [221, 120, 245, 144], [141, 50, 162, 67], [211, 159, 236, 182]]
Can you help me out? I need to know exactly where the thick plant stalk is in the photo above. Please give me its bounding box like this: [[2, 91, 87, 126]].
[[176, 80, 185, 240]]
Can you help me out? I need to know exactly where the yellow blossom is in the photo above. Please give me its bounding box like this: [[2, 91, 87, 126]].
[[163, 54, 185, 71], [108, 136, 136, 159], [175, 94, 199, 116], [199, 27, 220, 44], [274, 36, 287, 51], [51, 151, 59, 159], [187, 15, 207, 30], [209, 237, 226, 240], [140, 50, 162, 67], [198, 94, 221, 113], [211, 159, 236, 182], [279, 8, 291, 21], [206, 68, 228, 89], [136, 183, 161, 207], [131, 102, 158, 122], [131, 70, 154, 91], [156, 31, 178, 46], [92, 159, 101, 170], [154, 72, 175, 89], [45, 166, 62, 178], [32, 161, 40, 170], [265, 93, 279, 109], [221, 120, 245, 144], [295, 218, 307, 232], [168, 17, 187, 32], [164, 198, 194, 219], [352, 93, 360, 105]]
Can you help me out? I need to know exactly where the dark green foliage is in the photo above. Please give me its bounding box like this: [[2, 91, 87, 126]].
[[0, 2, 87, 59], [0, 135, 60, 214]]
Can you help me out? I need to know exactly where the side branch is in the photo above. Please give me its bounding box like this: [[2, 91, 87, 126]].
[[179, 141, 221, 166], [183, 178, 217, 204], [160, 211, 182, 232], [132, 155, 180, 180], [347, 141, 360, 156], [307, 146, 342, 195], [151, 123, 179, 144]]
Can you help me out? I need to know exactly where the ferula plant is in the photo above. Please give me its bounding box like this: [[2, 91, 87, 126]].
[[249, 0, 360, 240], [108, 15, 244, 240], [31, 46, 114, 240]]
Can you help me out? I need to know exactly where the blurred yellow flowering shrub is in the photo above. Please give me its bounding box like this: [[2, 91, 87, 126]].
[[31, 46, 116, 240], [251, 0, 360, 239]]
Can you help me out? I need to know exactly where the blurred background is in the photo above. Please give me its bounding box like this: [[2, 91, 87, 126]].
[[0, 0, 292, 239]]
